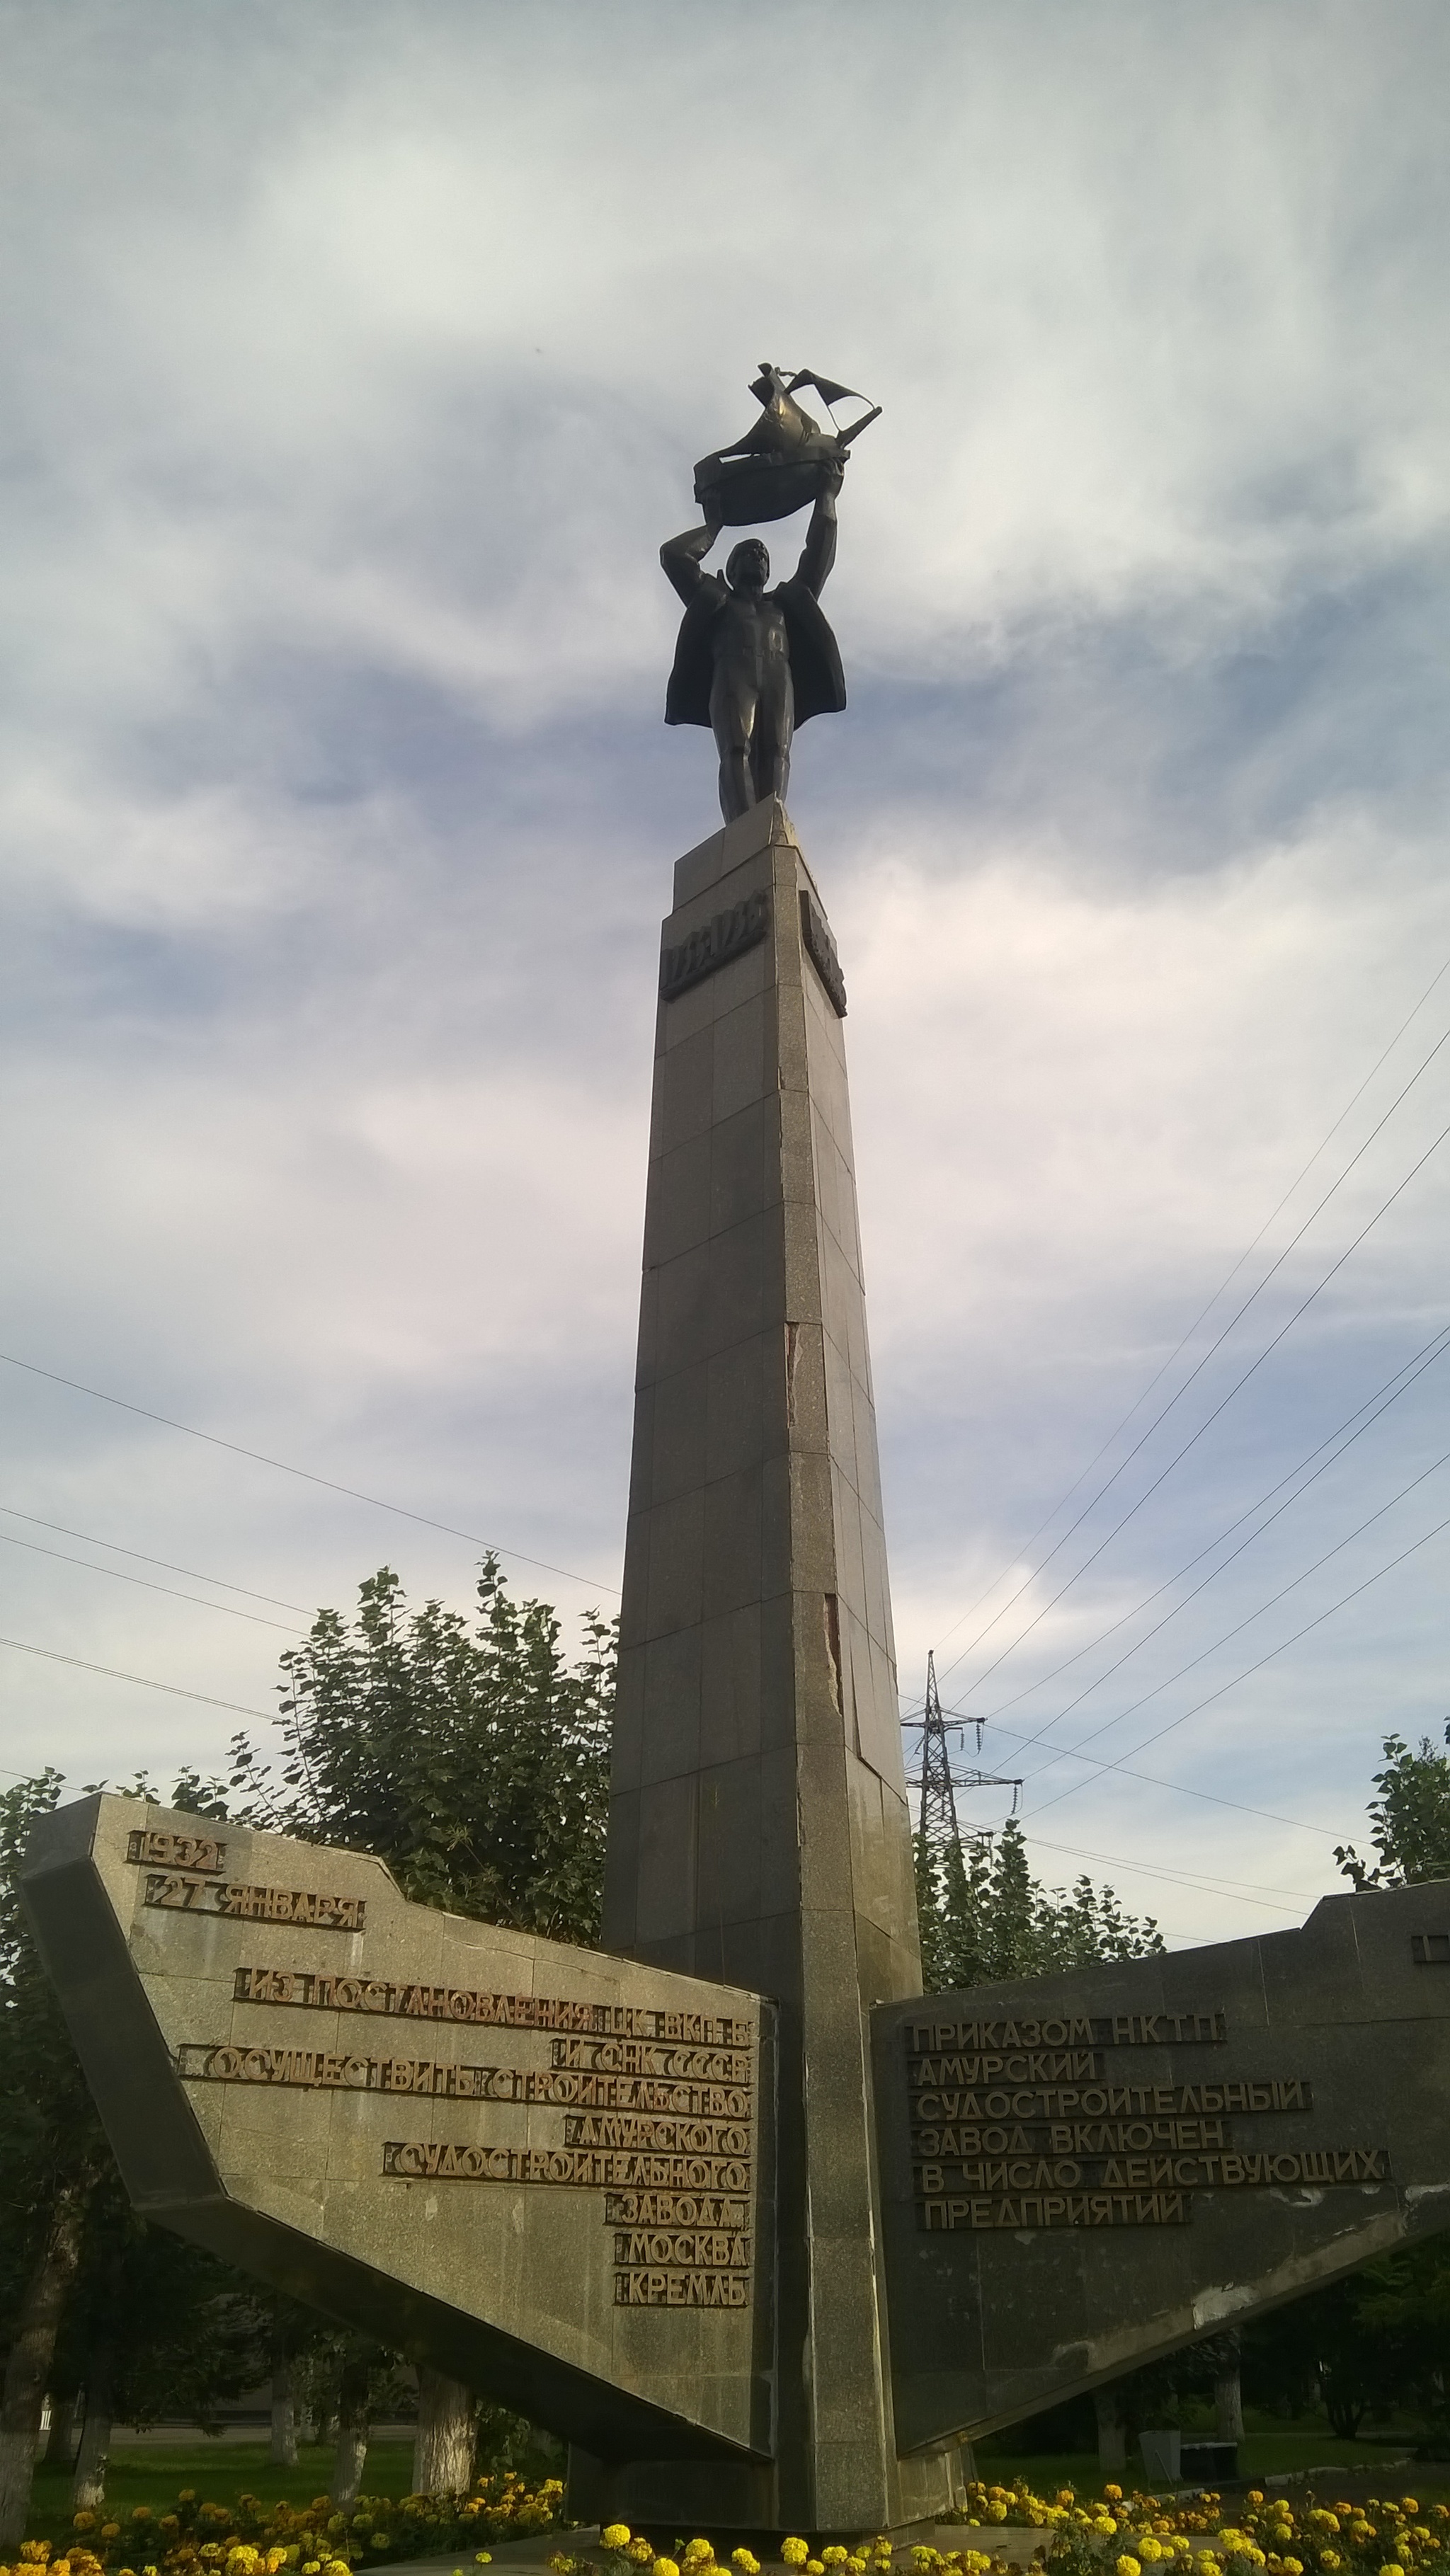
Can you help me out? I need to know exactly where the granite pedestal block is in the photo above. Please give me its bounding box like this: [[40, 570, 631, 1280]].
[[602, 801, 954, 2532]]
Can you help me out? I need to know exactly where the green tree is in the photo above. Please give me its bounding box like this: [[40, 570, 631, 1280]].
[[0, 1770, 110, 2548], [914, 1814, 1164, 1990], [58, 2183, 267, 2505], [218, 1557, 615, 1942], [1337, 1722, 1450, 1889], [1240, 2260, 1426, 2437]]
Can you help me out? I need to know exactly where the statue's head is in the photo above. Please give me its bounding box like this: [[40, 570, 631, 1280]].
[[726, 538, 770, 595]]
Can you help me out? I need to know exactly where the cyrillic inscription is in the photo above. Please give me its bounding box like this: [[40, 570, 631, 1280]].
[[799, 888, 847, 1017], [908, 2010, 1227, 2052], [230, 1966, 746, 2047], [913, 2147, 1388, 2196], [660, 891, 770, 1002], [382, 2141, 750, 2190], [212, 1967, 757, 2310], [612, 2229, 750, 2269], [146, 1877, 363, 1929], [924, 2192, 1191, 2230], [604, 2191, 747, 2227], [614, 2271, 748, 2306], [906, 2007, 1388, 2231]]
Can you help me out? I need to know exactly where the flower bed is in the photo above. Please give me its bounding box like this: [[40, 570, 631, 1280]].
[[553, 2482, 1450, 2576], [3, 2469, 564, 2576], [933, 2478, 1450, 2576]]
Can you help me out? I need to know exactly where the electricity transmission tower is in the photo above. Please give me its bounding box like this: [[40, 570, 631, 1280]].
[[906, 1652, 1021, 1860]]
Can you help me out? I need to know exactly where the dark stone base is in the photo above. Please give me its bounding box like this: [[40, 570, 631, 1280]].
[[566, 2442, 966, 2539]]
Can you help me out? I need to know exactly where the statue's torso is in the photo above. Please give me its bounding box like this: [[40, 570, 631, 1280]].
[[714, 590, 790, 694]]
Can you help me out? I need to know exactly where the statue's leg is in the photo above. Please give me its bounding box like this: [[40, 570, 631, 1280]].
[[756, 668, 794, 806], [709, 672, 757, 824]]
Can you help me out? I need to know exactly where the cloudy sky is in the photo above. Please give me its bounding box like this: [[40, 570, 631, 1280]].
[[3, 1, 1448, 1950]]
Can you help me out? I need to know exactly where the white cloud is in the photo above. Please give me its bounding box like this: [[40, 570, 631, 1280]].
[[1, 0, 1448, 1943]]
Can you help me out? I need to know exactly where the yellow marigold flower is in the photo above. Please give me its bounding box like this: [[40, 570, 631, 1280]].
[[603, 2532, 632, 2553], [1321, 2557, 1341, 2570], [1104, 2491, 1124, 2507], [474, 2558, 491, 2570], [1117, 2558, 1141, 2576], [653, 2560, 680, 2576], [1381, 2565, 1406, 2576], [72, 2520, 96, 2535], [823, 2554, 848, 2567], [782, 2549, 810, 2570], [321, 2561, 350, 2576], [731, 2556, 760, 2575], [101, 2533, 120, 2546], [806, 2563, 825, 2576], [629, 2548, 654, 2568]]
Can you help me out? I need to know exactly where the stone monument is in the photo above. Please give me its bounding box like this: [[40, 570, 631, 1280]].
[[23, 368, 1450, 2541]]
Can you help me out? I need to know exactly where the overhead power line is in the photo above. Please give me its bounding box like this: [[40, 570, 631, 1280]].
[[0, 1530, 305, 1634], [971, 1325, 1450, 1761], [933, 973, 1450, 1685], [1027, 1500, 1450, 1822], [1020, 1831, 1321, 1913], [0, 1351, 620, 1598], [942, 1099, 1450, 1707], [1013, 1441, 1450, 1794], [0, 1503, 308, 1610], [910, 1695, 1332, 1837], [0, 1632, 278, 1722]]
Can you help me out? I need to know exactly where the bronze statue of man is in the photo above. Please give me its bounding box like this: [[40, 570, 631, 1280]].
[[661, 457, 847, 824]]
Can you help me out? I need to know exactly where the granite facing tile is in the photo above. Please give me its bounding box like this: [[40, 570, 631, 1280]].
[[644, 1485, 704, 1637], [655, 1021, 716, 1153], [697, 1603, 763, 1766], [639, 1625, 702, 1785], [647, 1357, 708, 1505], [644, 1132, 714, 1266], [705, 1333, 770, 1483], [709, 1097, 769, 1236]]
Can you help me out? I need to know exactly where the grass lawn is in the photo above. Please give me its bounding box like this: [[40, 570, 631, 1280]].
[[975, 2422, 1444, 2502], [26, 2442, 419, 2547]]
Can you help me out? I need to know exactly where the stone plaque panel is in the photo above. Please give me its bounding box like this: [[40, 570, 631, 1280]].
[[24, 1794, 773, 2466], [872, 1883, 1450, 2454]]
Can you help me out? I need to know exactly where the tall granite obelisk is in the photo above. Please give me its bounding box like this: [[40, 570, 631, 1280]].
[[600, 798, 957, 2531]]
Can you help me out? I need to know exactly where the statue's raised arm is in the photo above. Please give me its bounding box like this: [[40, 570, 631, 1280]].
[[660, 515, 721, 607], [793, 457, 843, 601]]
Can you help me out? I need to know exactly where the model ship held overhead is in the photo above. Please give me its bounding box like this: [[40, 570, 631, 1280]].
[[661, 363, 881, 822]]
